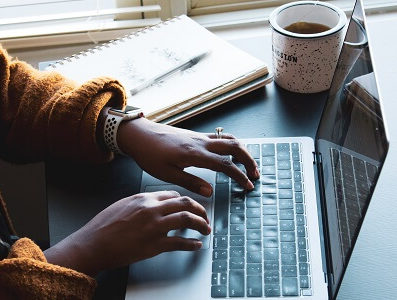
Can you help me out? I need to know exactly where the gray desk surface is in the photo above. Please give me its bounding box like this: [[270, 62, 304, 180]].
[[45, 17, 397, 300]]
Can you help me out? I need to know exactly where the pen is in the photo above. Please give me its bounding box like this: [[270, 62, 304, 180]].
[[130, 50, 209, 96]]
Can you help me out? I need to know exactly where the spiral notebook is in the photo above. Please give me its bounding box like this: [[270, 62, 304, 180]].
[[45, 15, 271, 124]]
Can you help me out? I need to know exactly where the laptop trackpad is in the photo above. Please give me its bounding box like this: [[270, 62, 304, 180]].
[[144, 184, 213, 249]]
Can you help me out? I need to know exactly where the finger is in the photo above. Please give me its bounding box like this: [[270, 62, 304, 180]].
[[182, 151, 254, 190], [160, 211, 211, 235], [157, 236, 203, 252], [163, 167, 214, 197], [207, 138, 259, 180], [159, 196, 209, 223], [143, 190, 181, 201]]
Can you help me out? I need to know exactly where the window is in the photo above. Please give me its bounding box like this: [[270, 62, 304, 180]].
[[0, 0, 161, 49]]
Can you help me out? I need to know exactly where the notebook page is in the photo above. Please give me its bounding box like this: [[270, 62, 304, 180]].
[[48, 15, 267, 118]]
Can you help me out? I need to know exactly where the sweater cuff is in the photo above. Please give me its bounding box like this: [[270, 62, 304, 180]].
[[0, 238, 96, 300]]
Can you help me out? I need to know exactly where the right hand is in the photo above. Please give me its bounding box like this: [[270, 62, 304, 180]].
[[44, 190, 210, 276]]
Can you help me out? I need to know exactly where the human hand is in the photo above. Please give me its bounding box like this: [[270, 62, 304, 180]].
[[117, 117, 260, 197], [44, 190, 210, 276]]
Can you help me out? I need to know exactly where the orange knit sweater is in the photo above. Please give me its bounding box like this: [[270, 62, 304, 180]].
[[0, 46, 127, 299]]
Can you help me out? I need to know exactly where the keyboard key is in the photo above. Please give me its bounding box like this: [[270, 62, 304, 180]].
[[263, 215, 278, 226], [262, 165, 276, 175], [264, 248, 279, 261], [247, 251, 262, 263], [277, 160, 291, 170], [231, 192, 245, 203], [297, 225, 306, 237], [247, 144, 260, 159], [279, 179, 292, 189], [299, 263, 309, 275], [277, 151, 290, 161], [279, 199, 293, 210], [246, 197, 261, 207], [262, 185, 277, 194], [279, 189, 293, 199], [264, 270, 280, 283], [296, 215, 305, 225], [281, 242, 296, 254], [231, 182, 245, 194], [230, 224, 245, 235], [279, 209, 294, 220], [294, 182, 303, 192], [291, 143, 299, 150], [263, 236, 278, 248], [247, 240, 261, 252], [277, 143, 290, 151], [298, 237, 307, 249], [247, 263, 262, 275], [300, 276, 310, 288], [263, 205, 277, 215], [213, 236, 228, 249], [230, 213, 244, 224], [296, 203, 304, 214], [214, 184, 229, 235], [247, 229, 261, 240], [264, 261, 279, 271], [247, 276, 262, 297], [280, 220, 295, 231], [282, 277, 299, 296], [230, 247, 244, 257], [293, 161, 301, 171], [212, 260, 227, 272], [262, 194, 277, 205], [261, 175, 277, 185], [247, 208, 261, 218], [264, 284, 281, 297], [211, 285, 227, 298], [295, 192, 303, 203], [230, 257, 245, 269], [282, 265, 297, 277], [294, 171, 302, 181], [262, 156, 276, 166], [246, 218, 260, 229], [213, 250, 228, 260], [229, 270, 244, 297], [262, 144, 275, 156], [230, 203, 244, 213], [292, 150, 300, 161], [298, 250, 308, 262], [278, 170, 292, 179], [281, 253, 297, 265], [280, 232, 295, 242], [230, 236, 245, 247], [263, 226, 278, 237]]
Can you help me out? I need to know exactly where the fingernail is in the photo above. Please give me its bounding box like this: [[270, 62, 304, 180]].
[[246, 180, 254, 190], [199, 186, 213, 197], [207, 225, 212, 234], [255, 168, 260, 178], [195, 241, 203, 250]]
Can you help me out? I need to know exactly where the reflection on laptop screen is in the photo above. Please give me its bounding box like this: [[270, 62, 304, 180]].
[[315, 0, 388, 297]]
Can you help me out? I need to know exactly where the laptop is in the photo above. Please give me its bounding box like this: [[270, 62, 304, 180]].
[[126, 0, 389, 299]]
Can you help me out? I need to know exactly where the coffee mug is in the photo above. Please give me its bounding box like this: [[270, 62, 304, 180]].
[[269, 1, 347, 93]]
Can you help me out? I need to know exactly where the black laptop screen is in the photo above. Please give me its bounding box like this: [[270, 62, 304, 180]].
[[315, 0, 388, 298]]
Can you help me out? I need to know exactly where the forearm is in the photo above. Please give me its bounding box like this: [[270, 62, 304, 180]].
[[0, 46, 126, 164]]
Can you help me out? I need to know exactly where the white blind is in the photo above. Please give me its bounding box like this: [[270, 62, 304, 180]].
[[0, 0, 161, 49]]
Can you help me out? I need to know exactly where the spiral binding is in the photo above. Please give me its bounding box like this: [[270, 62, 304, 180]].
[[47, 16, 183, 69]]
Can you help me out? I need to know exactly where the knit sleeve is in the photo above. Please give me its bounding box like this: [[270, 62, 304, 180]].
[[0, 45, 127, 164], [0, 238, 96, 300]]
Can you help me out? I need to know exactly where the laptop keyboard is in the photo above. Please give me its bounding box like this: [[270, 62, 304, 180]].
[[330, 148, 378, 261], [211, 142, 312, 298]]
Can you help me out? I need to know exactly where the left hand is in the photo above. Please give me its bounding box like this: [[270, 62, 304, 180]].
[[117, 117, 259, 197]]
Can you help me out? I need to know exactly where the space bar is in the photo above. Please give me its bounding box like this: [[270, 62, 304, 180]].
[[214, 183, 229, 235]]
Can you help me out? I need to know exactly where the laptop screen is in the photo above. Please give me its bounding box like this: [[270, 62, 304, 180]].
[[315, 0, 389, 298]]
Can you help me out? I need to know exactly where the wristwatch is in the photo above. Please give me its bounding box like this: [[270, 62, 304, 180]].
[[103, 106, 144, 155]]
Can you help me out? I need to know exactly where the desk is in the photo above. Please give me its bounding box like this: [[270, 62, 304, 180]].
[[45, 16, 397, 300]]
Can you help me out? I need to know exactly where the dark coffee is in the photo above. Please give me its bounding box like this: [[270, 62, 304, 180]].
[[284, 21, 331, 34]]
